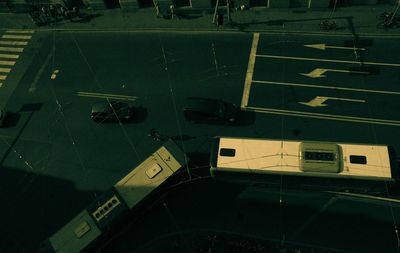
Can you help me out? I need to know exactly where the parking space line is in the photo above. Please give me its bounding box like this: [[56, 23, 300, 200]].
[[0, 41, 28, 46], [0, 75, 6, 81], [241, 32, 259, 108], [0, 68, 11, 73], [1, 35, 32, 40], [6, 30, 35, 34], [253, 80, 400, 96], [256, 54, 400, 67], [246, 106, 400, 127], [0, 60, 15, 66], [0, 47, 24, 53], [0, 54, 19, 59], [77, 91, 137, 101]]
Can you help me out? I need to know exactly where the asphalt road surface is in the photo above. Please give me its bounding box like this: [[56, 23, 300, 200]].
[[0, 29, 399, 252]]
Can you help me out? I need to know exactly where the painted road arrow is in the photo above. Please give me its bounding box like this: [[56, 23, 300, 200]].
[[304, 44, 366, 51], [300, 68, 369, 78], [299, 96, 365, 107]]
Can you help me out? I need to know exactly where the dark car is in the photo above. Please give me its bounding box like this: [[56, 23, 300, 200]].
[[91, 101, 134, 123], [183, 97, 238, 124], [0, 109, 6, 127]]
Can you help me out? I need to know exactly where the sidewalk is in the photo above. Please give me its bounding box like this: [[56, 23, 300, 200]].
[[0, 4, 400, 35]]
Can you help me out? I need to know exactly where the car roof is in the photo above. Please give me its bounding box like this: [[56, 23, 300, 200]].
[[185, 97, 221, 113]]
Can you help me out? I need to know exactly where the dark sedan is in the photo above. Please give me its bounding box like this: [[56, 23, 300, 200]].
[[91, 101, 134, 123], [183, 97, 238, 124]]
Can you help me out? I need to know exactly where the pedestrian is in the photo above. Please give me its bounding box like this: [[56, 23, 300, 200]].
[[216, 12, 224, 29], [148, 128, 162, 141], [155, 2, 160, 18], [73, 6, 81, 18], [169, 4, 175, 19]]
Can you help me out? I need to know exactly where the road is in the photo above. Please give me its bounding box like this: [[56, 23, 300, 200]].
[[0, 29, 399, 252]]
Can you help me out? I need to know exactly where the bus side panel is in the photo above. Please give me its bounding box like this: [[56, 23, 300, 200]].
[[210, 137, 220, 176]]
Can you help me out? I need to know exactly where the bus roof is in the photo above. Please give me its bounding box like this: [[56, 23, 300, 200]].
[[212, 137, 394, 180]]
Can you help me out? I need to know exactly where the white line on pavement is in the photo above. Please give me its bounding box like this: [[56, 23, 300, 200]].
[[0, 75, 6, 81], [241, 32, 259, 108], [0, 68, 11, 73], [0, 54, 19, 59], [0, 41, 28, 46], [1, 35, 32, 40], [6, 30, 35, 34], [252, 80, 400, 96], [256, 54, 400, 67], [0, 47, 24, 53], [77, 91, 137, 101], [0, 60, 15, 66], [246, 106, 400, 127]]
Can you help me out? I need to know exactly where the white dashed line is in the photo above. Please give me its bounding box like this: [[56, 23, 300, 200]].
[[0, 47, 24, 53], [256, 54, 400, 67], [6, 30, 35, 34], [1, 35, 32, 40], [0, 60, 15, 66], [0, 68, 11, 73], [0, 41, 28, 46], [241, 32, 259, 108], [0, 54, 19, 59], [0, 75, 6, 81]]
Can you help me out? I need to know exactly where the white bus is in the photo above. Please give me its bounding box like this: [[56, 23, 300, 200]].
[[210, 137, 398, 189], [40, 140, 187, 253]]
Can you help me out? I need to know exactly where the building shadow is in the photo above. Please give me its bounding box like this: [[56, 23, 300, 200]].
[[0, 166, 100, 253]]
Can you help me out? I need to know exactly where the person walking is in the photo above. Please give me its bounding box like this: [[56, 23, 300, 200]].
[[155, 2, 161, 18], [148, 128, 162, 141], [216, 12, 224, 29], [169, 4, 175, 19]]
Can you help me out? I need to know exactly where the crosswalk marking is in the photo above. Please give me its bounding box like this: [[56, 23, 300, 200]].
[[0, 47, 24, 52], [6, 30, 35, 34], [0, 54, 19, 59], [0, 41, 28, 46], [0, 68, 11, 73], [2, 35, 32, 40], [0, 60, 16, 66], [0, 31, 33, 88]]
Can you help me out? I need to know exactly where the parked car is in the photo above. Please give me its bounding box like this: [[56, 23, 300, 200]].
[[91, 101, 134, 123], [0, 109, 6, 127], [183, 97, 238, 124]]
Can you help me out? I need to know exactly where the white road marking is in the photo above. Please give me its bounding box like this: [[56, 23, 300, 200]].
[[51, 70, 59, 80], [241, 32, 259, 108], [245, 106, 400, 126], [6, 30, 34, 34], [0, 60, 15, 66], [0, 47, 24, 52], [304, 44, 366, 51], [0, 75, 6, 80], [29, 52, 52, 93], [0, 53, 19, 59], [0, 41, 28, 46], [299, 96, 365, 107], [77, 91, 137, 101], [252, 80, 400, 96], [0, 83, 2, 87], [1, 35, 32, 40], [256, 54, 400, 67], [300, 68, 369, 78], [0, 68, 11, 73]]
